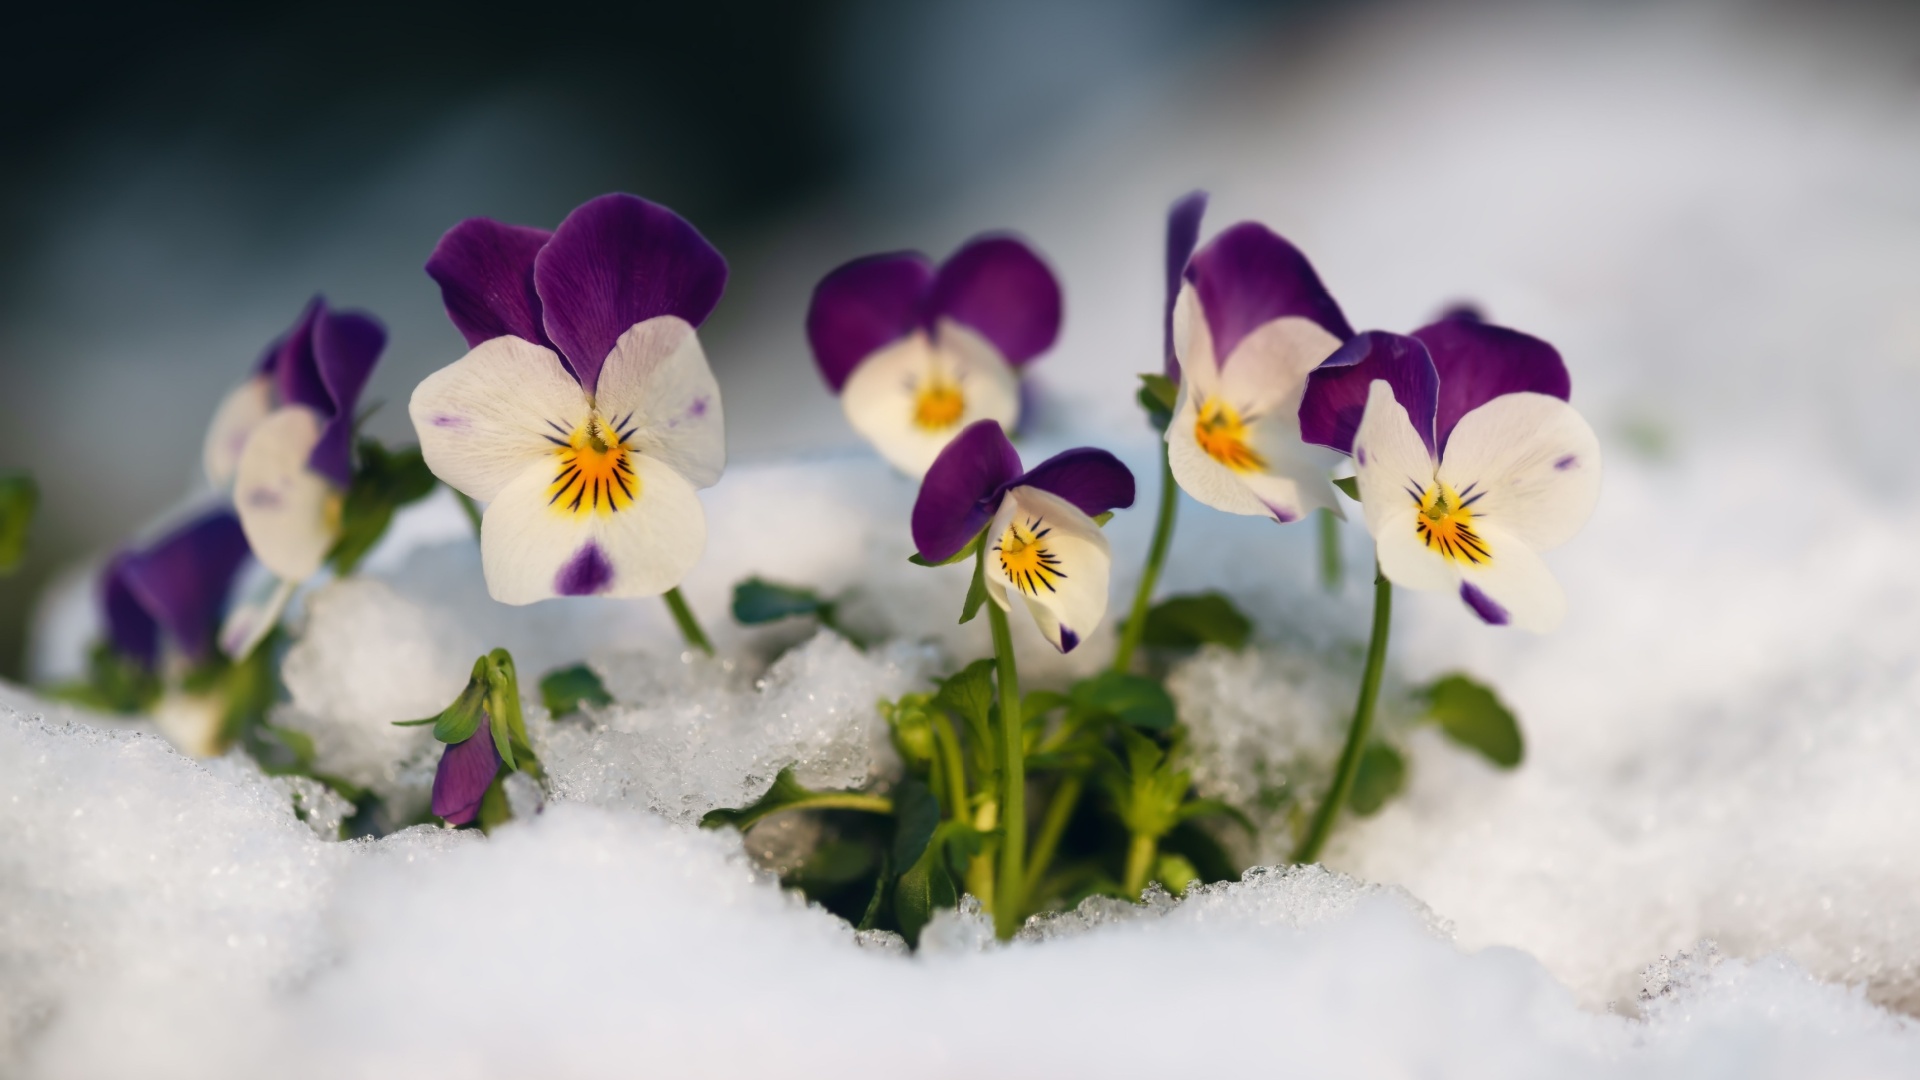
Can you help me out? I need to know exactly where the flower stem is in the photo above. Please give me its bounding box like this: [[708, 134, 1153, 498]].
[[1123, 832, 1158, 897], [662, 587, 715, 656], [1113, 445, 1179, 673], [986, 598, 1025, 939], [1292, 564, 1392, 865], [1024, 772, 1082, 908], [931, 711, 970, 821], [1317, 507, 1343, 591]]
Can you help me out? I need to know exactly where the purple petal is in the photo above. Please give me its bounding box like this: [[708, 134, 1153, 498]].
[[1300, 331, 1440, 458], [1460, 582, 1510, 626], [1163, 191, 1208, 380], [116, 511, 251, 666], [554, 542, 615, 597], [425, 218, 556, 352], [1413, 318, 1570, 454], [1185, 223, 1353, 369], [534, 193, 728, 395], [303, 309, 387, 486], [273, 298, 330, 414], [1434, 301, 1484, 324], [1016, 447, 1136, 518], [924, 235, 1062, 367], [100, 556, 159, 669], [432, 724, 502, 824], [806, 252, 935, 393], [911, 420, 1024, 563]]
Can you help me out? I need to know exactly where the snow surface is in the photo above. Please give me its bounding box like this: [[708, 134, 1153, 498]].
[[9, 0, 1920, 1075]]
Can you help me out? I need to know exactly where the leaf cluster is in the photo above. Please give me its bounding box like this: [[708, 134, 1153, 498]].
[[328, 440, 438, 575]]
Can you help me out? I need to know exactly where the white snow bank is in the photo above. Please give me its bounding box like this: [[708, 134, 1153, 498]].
[[5, 707, 1917, 1079]]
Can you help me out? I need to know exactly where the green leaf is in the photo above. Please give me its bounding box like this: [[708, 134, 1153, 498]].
[[1347, 742, 1406, 815], [327, 442, 439, 575], [959, 548, 989, 624], [1421, 673, 1524, 768], [880, 692, 939, 773], [476, 775, 513, 832], [891, 779, 941, 867], [1092, 511, 1115, 527], [423, 658, 490, 744], [1332, 475, 1360, 501], [699, 768, 894, 831], [909, 532, 982, 567], [0, 474, 38, 574], [1137, 373, 1178, 431], [1174, 796, 1256, 834], [49, 642, 162, 715], [1070, 671, 1176, 730], [935, 660, 997, 746], [731, 577, 828, 624], [540, 664, 612, 716], [784, 838, 876, 893], [1140, 592, 1252, 650], [894, 823, 959, 946], [1154, 852, 1200, 896]]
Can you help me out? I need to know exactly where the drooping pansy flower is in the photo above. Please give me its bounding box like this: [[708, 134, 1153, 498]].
[[1166, 222, 1353, 524], [100, 509, 252, 753], [212, 298, 386, 579], [411, 193, 727, 604], [912, 420, 1135, 653], [1298, 316, 1601, 631], [807, 236, 1061, 478]]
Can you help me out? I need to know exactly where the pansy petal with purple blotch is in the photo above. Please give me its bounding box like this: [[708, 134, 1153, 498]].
[[426, 218, 555, 351], [1436, 391, 1600, 555], [101, 556, 160, 669], [806, 252, 935, 393], [1300, 330, 1441, 457], [1162, 190, 1208, 380], [203, 374, 274, 489], [593, 316, 726, 489], [411, 336, 590, 504], [234, 407, 338, 581], [117, 510, 251, 666], [1185, 223, 1353, 370], [1014, 447, 1136, 519], [1412, 317, 1570, 454], [982, 484, 1112, 654], [924, 235, 1061, 368], [840, 321, 1020, 478], [534, 194, 727, 396], [432, 724, 502, 825], [911, 419, 1024, 563]]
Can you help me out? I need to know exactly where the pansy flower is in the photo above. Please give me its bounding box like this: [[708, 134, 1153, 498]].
[[808, 236, 1061, 477], [411, 193, 727, 604], [209, 298, 386, 582], [913, 420, 1135, 652], [1166, 222, 1353, 524], [1299, 317, 1601, 631]]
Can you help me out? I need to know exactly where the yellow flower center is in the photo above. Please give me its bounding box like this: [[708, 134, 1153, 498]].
[[912, 375, 967, 431], [548, 412, 639, 517], [1413, 481, 1491, 565], [996, 514, 1067, 596], [1194, 397, 1266, 473]]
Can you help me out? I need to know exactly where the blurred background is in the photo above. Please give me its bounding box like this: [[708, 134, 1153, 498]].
[[2, 0, 1917, 679]]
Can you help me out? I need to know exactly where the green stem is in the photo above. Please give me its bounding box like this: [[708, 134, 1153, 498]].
[[662, 587, 715, 656], [1024, 773, 1083, 907], [1317, 507, 1343, 591], [931, 711, 970, 821], [1123, 832, 1158, 897], [987, 598, 1025, 939], [1112, 445, 1179, 673], [762, 793, 895, 822], [1292, 565, 1392, 864]]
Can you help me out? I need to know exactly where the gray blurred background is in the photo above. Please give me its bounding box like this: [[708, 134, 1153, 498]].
[[3, 0, 1917, 678]]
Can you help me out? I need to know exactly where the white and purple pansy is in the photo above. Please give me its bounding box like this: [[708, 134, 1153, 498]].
[[209, 297, 386, 585], [1167, 222, 1354, 524], [807, 235, 1062, 478], [1299, 316, 1601, 631], [411, 193, 728, 605], [912, 420, 1135, 653]]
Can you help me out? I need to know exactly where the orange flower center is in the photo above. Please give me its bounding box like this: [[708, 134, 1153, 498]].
[[1413, 481, 1491, 565], [1194, 397, 1266, 473], [912, 375, 966, 431], [548, 413, 638, 517], [996, 514, 1066, 596]]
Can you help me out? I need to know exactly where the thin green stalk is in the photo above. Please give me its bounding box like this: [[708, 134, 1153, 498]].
[[987, 598, 1025, 939], [1024, 773, 1083, 906], [1112, 446, 1179, 673], [663, 587, 714, 656], [931, 711, 970, 820], [1122, 832, 1158, 897], [1317, 507, 1343, 591], [1292, 565, 1393, 864]]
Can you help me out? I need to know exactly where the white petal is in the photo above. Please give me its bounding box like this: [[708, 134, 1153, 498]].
[[410, 336, 589, 502], [841, 323, 1020, 479], [479, 453, 706, 605], [204, 375, 273, 489], [153, 690, 227, 758], [1438, 392, 1602, 553], [234, 408, 338, 581], [982, 485, 1111, 653], [1353, 380, 1439, 542], [1369, 499, 1461, 593], [219, 576, 296, 660], [1216, 315, 1343, 419], [1166, 374, 1341, 523], [1170, 283, 1221, 400], [1455, 524, 1567, 632], [593, 316, 726, 489]]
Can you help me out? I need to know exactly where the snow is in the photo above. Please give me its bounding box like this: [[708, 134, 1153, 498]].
[[10, 0, 1920, 1074]]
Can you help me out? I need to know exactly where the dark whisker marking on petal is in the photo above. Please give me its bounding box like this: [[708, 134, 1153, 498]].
[[613, 472, 633, 499], [544, 435, 569, 447], [1461, 491, 1487, 508], [547, 419, 571, 437]]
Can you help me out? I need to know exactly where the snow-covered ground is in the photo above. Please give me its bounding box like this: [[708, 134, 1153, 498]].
[[8, 1, 1920, 1075]]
